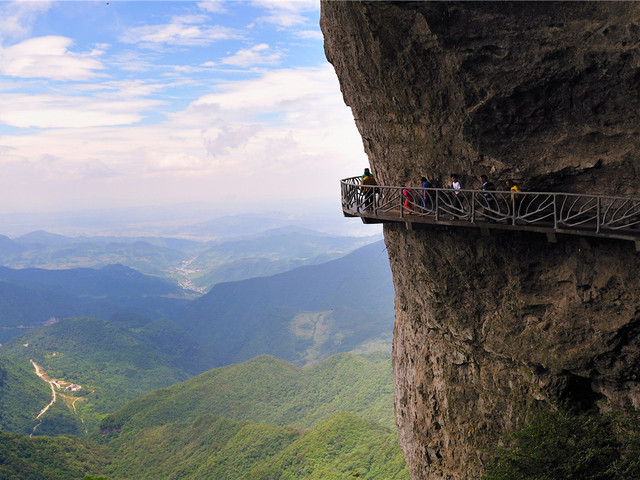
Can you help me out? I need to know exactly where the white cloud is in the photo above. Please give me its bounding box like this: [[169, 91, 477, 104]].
[[0, 36, 105, 81], [197, 1, 228, 14], [0, 0, 52, 42], [190, 65, 341, 117], [0, 93, 162, 128], [121, 21, 241, 47], [0, 63, 365, 212], [168, 65, 365, 182], [221, 43, 284, 67], [251, 0, 318, 28], [294, 29, 323, 40], [0, 1, 366, 216], [147, 152, 208, 173]]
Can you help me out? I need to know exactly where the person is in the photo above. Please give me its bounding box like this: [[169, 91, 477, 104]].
[[403, 188, 414, 214], [450, 174, 463, 217], [420, 176, 433, 211], [451, 174, 461, 193], [476, 174, 496, 220], [505, 179, 521, 214], [361, 168, 377, 210], [505, 179, 520, 198]]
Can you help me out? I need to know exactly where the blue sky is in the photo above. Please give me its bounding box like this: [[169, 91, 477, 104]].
[[0, 0, 366, 216]]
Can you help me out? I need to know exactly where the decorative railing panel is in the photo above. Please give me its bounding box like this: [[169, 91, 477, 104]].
[[341, 176, 640, 244]]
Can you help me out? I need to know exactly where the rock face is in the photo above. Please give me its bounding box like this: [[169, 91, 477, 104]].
[[321, 2, 640, 479]]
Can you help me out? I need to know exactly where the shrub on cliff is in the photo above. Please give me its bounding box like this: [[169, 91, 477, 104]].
[[483, 408, 640, 480]]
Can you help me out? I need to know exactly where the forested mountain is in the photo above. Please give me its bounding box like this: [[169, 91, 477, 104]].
[[177, 240, 393, 366], [0, 430, 110, 480], [99, 353, 395, 432], [0, 358, 51, 435], [0, 234, 404, 479], [96, 353, 406, 479], [0, 315, 214, 435], [0, 353, 408, 480], [0, 264, 193, 343], [0, 241, 393, 437], [100, 412, 407, 480]]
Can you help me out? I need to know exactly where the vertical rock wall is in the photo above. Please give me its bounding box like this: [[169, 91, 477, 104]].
[[321, 2, 640, 479]]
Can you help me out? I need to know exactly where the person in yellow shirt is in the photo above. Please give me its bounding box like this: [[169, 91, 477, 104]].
[[505, 179, 521, 214], [361, 168, 377, 210], [505, 179, 521, 200]]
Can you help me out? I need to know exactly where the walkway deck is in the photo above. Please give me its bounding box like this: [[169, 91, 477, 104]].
[[341, 176, 640, 250]]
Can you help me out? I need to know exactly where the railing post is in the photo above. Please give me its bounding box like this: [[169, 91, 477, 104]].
[[553, 194, 558, 230], [511, 193, 516, 226], [400, 188, 404, 219], [471, 191, 476, 223], [596, 197, 601, 233], [435, 190, 440, 221]]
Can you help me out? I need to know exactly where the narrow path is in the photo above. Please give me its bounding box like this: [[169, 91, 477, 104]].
[[30, 359, 57, 436], [31, 360, 57, 418]]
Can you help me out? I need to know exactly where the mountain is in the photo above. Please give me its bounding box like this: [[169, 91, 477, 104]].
[[0, 235, 193, 278], [0, 227, 381, 292], [0, 430, 110, 480], [0, 315, 215, 435], [0, 264, 187, 298], [0, 281, 80, 343], [177, 240, 394, 366], [0, 264, 194, 344], [0, 353, 407, 479], [99, 353, 395, 433], [101, 412, 408, 480], [189, 227, 381, 290], [95, 353, 406, 479], [0, 357, 52, 435]]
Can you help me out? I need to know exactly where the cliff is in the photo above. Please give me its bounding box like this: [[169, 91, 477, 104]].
[[321, 2, 640, 479]]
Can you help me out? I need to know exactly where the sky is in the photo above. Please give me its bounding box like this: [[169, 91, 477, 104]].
[[0, 0, 368, 221]]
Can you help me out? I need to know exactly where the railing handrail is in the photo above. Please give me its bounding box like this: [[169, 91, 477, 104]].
[[341, 176, 640, 248], [341, 176, 640, 204]]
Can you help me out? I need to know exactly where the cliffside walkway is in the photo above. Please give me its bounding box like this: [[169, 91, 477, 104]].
[[341, 176, 640, 250]]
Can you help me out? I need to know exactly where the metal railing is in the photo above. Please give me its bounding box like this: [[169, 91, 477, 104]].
[[341, 176, 640, 243]]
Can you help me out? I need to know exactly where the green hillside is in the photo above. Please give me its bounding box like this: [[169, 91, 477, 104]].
[[96, 353, 406, 479], [0, 412, 407, 480], [98, 353, 395, 435], [245, 413, 409, 480], [177, 241, 394, 367], [0, 430, 109, 480], [0, 264, 193, 344], [0, 358, 51, 435], [101, 412, 407, 480], [0, 315, 214, 435], [0, 353, 407, 479]]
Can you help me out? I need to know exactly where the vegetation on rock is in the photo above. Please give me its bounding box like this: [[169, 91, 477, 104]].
[[483, 408, 640, 480]]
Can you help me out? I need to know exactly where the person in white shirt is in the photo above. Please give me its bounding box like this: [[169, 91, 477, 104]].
[[450, 174, 462, 217]]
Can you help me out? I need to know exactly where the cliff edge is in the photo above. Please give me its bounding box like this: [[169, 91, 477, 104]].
[[321, 2, 640, 479]]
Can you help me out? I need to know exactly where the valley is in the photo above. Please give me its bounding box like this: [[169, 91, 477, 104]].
[[0, 222, 402, 479]]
